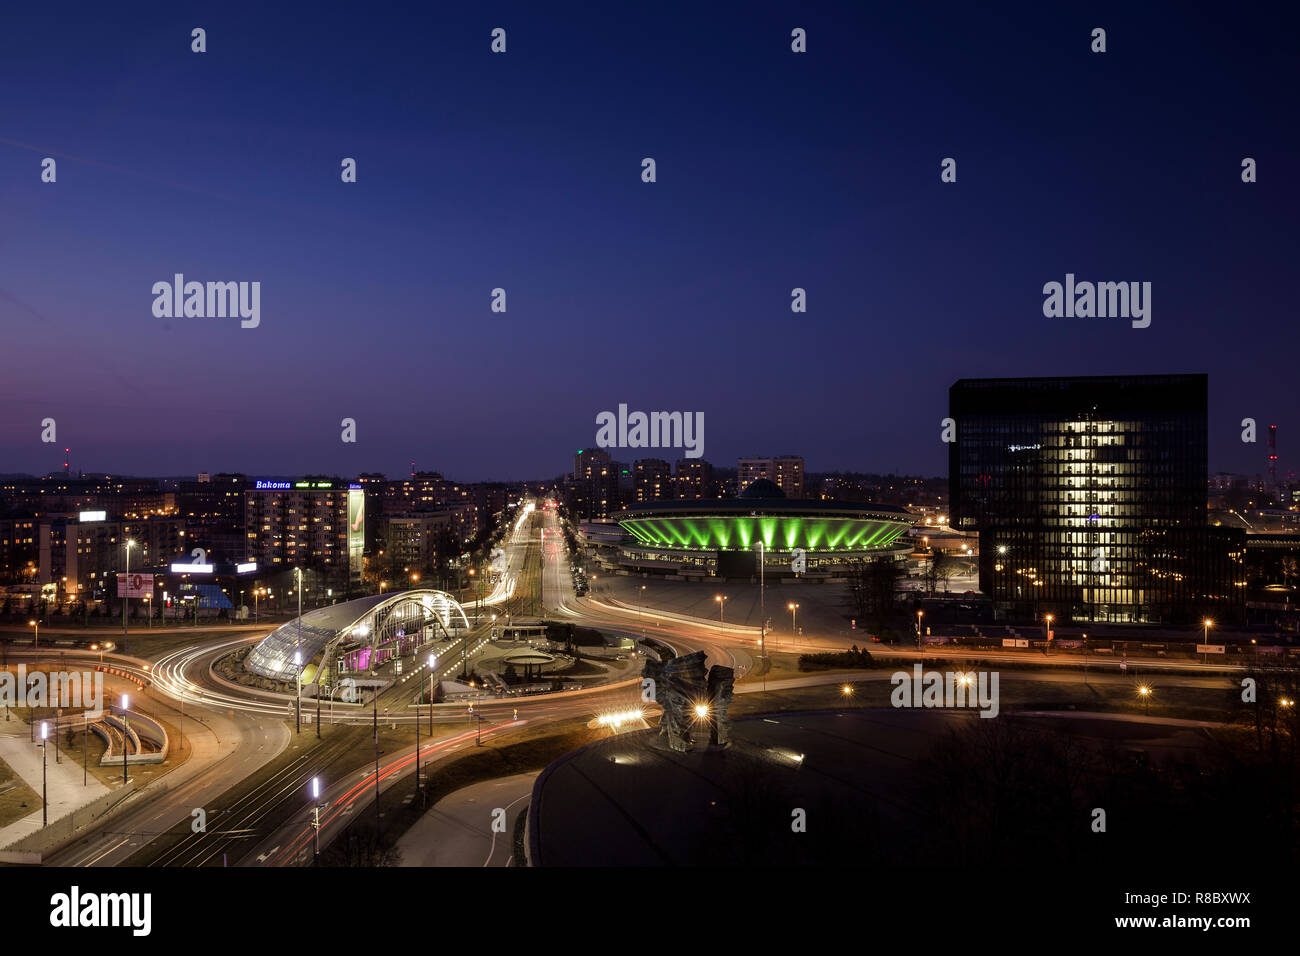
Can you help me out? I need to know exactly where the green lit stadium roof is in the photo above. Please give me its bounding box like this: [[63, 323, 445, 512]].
[[615, 498, 915, 553]]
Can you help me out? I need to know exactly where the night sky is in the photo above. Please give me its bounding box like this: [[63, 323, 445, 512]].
[[1, 2, 1296, 481]]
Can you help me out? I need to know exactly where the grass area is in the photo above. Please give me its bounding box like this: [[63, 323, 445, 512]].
[[0, 754, 42, 830], [119, 629, 262, 660], [556, 658, 608, 678], [740, 650, 866, 683], [4, 706, 195, 790], [0, 627, 265, 664]]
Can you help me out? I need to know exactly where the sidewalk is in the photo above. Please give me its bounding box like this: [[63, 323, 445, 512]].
[[0, 718, 111, 848]]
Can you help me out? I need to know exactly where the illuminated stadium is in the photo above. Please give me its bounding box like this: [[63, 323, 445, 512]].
[[611, 480, 916, 576], [244, 588, 470, 686]]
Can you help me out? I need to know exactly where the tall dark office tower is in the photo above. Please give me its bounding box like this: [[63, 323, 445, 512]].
[[949, 374, 1243, 624]]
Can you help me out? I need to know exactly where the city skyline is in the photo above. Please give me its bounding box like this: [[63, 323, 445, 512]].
[[0, 0, 1293, 918]]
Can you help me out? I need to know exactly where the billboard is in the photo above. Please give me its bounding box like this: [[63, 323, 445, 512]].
[[348, 488, 365, 578], [117, 573, 154, 598]]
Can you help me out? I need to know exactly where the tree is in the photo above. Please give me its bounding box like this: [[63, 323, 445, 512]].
[[848, 558, 903, 628], [932, 552, 962, 593]]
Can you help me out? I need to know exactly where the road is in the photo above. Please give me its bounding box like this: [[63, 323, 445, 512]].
[[394, 771, 537, 867]]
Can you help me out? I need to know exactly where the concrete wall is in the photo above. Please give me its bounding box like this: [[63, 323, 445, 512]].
[[97, 710, 168, 766], [0, 780, 144, 861]]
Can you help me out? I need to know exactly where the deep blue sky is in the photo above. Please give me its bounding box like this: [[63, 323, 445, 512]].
[[1, 2, 1296, 481]]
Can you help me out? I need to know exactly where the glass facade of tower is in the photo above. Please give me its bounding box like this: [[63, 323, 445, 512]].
[[950, 375, 1244, 624]]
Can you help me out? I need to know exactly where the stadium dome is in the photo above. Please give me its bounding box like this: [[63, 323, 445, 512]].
[[738, 478, 786, 499]]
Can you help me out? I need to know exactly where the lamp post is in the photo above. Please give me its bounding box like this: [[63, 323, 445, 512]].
[[427, 654, 435, 735], [1202, 618, 1213, 665], [715, 594, 727, 627], [1044, 613, 1054, 655], [1138, 684, 1151, 716], [180, 682, 195, 752], [295, 567, 304, 735], [293, 651, 302, 735], [788, 602, 799, 644], [40, 721, 49, 826], [310, 777, 322, 865], [120, 693, 130, 784], [415, 681, 422, 805], [755, 540, 766, 660], [373, 692, 380, 824], [29, 619, 38, 650], [916, 609, 924, 649], [639, 584, 647, 639], [122, 539, 135, 637]]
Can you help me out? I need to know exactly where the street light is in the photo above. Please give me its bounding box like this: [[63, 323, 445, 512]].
[[715, 594, 727, 626], [1202, 618, 1214, 665], [120, 693, 130, 784], [310, 777, 323, 865], [295, 567, 303, 735], [841, 684, 854, 697], [28, 619, 38, 649], [788, 602, 799, 642], [293, 651, 302, 735], [179, 681, 197, 753], [1044, 613, 1054, 655], [415, 673, 423, 804], [1137, 684, 1151, 716], [755, 540, 767, 664], [434, 655, 444, 738], [916, 609, 924, 649], [122, 539, 136, 637], [40, 721, 49, 826]]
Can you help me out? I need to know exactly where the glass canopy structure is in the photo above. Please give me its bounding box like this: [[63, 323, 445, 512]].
[[244, 588, 470, 682]]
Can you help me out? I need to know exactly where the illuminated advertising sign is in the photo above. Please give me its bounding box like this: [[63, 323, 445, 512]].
[[79, 510, 107, 522], [236, 561, 258, 574], [116, 573, 154, 598], [348, 488, 365, 577], [255, 480, 290, 490]]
